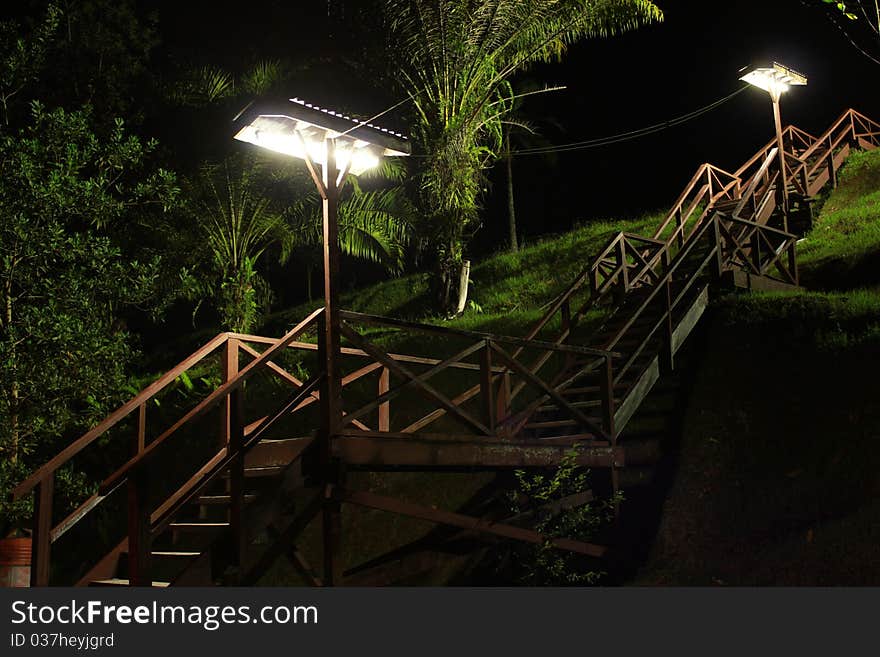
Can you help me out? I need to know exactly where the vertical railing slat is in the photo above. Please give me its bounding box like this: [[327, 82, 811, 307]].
[[378, 367, 390, 432], [479, 341, 496, 434], [127, 470, 150, 586], [30, 475, 54, 586]]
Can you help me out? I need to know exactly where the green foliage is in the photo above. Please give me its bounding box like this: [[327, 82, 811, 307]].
[[169, 60, 285, 107], [798, 148, 880, 274], [176, 155, 415, 332], [293, 187, 416, 275], [0, 102, 177, 533], [175, 156, 286, 332], [380, 0, 663, 309], [0, 3, 61, 126], [714, 289, 880, 351], [821, 0, 863, 21], [507, 447, 621, 585]]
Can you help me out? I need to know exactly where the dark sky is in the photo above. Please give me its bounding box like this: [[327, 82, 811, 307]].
[[150, 0, 880, 249]]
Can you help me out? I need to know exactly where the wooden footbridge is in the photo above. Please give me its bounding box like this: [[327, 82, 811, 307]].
[[13, 108, 880, 586]]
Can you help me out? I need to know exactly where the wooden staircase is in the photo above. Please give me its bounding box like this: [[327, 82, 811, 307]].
[[12, 109, 880, 587]]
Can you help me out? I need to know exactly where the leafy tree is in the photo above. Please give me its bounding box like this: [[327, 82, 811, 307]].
[[0, 3, 62, 127], [43, 0, 160, 119], [0, 103, 177, 532], [379, 0, 663, 312], [176, 155, 414, 333]]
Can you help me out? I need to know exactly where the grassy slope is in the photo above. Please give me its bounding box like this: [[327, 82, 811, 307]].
[[636, 148, 880, 585], [261, 213, 660, 335]]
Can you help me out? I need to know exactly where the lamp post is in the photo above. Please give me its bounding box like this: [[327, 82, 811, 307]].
[[740, 63, 808, 222], [233, 97, 410, 584]]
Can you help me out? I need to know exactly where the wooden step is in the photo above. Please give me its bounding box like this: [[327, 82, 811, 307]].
[[537, 399, 606, 412], [562, 384, 626, 396], [196, 494, 257, 506], [221, 466, 285, 479], [168, 522, 230, 533], [525, 418, 593, 430], [90, 578, 170, 587], [118, 550, 203, 583], [536, 435, 607, 444]]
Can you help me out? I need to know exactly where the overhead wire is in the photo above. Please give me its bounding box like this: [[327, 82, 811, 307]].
[[509, 85, 750, 157]]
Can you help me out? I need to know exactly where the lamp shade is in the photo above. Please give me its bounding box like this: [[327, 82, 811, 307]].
[[233, 97, 410, 175], [739, 62, 807, 97]]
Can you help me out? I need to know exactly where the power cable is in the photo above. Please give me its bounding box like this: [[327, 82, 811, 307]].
[[510, 85, 750, 157]]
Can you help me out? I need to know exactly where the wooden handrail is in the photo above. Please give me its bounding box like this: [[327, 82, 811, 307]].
[[733, 148, 778, 218], [99, 307, 324, 495], [13, 332, 231, 500]]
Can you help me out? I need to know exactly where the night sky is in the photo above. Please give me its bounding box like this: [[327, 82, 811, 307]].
[[98, 1, 880, 252]]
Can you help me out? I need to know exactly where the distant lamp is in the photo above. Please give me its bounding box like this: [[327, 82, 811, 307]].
[[739, 62, 808, 217]]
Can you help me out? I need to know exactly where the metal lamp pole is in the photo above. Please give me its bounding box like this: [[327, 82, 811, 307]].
[[770, 85, 789, 225], [301, 136, 346, 587]]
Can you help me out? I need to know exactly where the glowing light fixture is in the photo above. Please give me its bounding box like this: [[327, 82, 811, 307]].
[[233, 97, 410, 176], [739, 62, 807, 100]]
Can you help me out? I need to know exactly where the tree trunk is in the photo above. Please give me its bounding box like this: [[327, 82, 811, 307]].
[[506, 133, 518, 252], [455, 260, 471, 315], [4, 279, 19, 463]]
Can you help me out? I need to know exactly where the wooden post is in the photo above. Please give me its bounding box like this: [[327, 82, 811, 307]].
[[29, 474, 53, 586], [127, 469, 151, 586], [378, 367, 390, 432], [752, 229, 762, 274], [127, 401, 151, 586], [772, 92, 789, 229], [319, 138, 345, 587], [228, 386, 246, 576], [675, 207, 684, 249], [560, 299, 573, 371], [827, 135, 837, 189], [221, 338, 239, 449], [600, 355, 616, 440], [662, 253, 674, 374], [560, 299, 571, 334], [713, 215, 724, 278], [495, 370, 511, 430], [479, 341, 496, 433], [135, 403, 146, 454]]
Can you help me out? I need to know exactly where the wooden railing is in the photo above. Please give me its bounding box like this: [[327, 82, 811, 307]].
[[337, 311, 618, 442], [13, 304, 620, 585]]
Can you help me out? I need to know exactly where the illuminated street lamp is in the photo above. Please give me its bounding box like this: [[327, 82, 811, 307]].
[[233, 97, 410, 585], [740, 62, 808, 217]]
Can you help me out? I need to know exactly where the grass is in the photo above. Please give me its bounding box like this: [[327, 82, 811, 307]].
[[634, 310, 880, 585], [261, 212, 662, 335], [798, 148, 880, 287]]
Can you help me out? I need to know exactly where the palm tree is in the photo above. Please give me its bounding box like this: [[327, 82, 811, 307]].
[[181, 156, 414, 332], [380, 0, 663, 312]]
